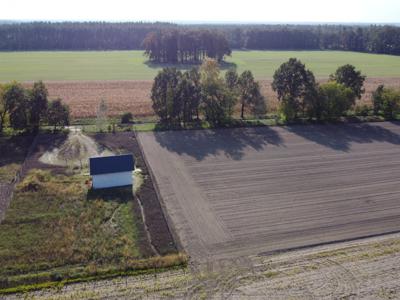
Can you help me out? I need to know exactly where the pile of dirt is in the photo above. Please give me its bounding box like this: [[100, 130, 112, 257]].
[[39, 132, 113, 168]]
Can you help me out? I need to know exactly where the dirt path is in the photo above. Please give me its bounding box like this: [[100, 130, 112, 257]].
[[6, 233, 400, 299]]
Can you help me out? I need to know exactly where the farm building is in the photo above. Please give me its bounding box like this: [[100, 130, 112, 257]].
[[89, 154, 134, 189]]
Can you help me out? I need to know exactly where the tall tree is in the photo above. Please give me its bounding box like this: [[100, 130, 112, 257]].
[[151, 68, 182, 123], [29, 80, 48, 131], [237, 70, 266, 118], [179, 68, 202, 123], [200, 58, 236, 125], [2, 82, 29, 130], [272, 58, 316, 121], [96, 99, 108, 132], [225, 69, 239, 90], [330, 64, 366, 99], [47, 99, 70, 131]]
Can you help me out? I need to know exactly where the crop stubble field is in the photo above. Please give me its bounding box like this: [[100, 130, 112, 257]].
[[0, 50, 399, 118], [29, 78, 400, 118], [138, 122, 400, 262]]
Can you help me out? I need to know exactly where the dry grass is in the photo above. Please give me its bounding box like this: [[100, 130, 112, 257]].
[[30, 78, 400, 119]]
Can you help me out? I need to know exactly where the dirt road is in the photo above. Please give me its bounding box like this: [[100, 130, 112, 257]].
[[6, 233, 400, 299], [138, 122, 400, 262]]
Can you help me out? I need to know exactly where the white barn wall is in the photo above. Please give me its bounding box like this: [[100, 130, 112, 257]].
[[92, 171, 133, 189]]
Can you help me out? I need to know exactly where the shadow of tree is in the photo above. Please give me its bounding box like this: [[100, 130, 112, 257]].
[[0, 134, 36, 168], [144, 60, 237, 71], [286, 121, 400, 152], [153, 127, 284, 161], [87, 185, 133, 203]]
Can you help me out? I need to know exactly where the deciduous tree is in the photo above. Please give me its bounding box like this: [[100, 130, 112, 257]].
[[200, 58, 236, 125], [29, 80, 48, 131], [272, 58, 316, 121], [318, 82, 355, 120], [3, 81, 29, 130], [151, 68, 182, 123], [47, 99, 70, 131], [330, 64, 366, 99], [237, 70, 266, 118], [372, 85, 400, 119]]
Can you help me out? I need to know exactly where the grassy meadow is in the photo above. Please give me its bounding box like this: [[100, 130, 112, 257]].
[[1, 50, 400, 81], [0, 170, 141, 288]]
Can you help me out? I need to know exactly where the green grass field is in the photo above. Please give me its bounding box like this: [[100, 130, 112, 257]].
[[1, 50, 400, 81]]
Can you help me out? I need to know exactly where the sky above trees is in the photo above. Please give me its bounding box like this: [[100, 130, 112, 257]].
[[1, 0, 400, 23]]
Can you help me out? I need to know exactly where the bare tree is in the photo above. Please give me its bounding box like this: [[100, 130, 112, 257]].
[[96, 99, 108, 132]]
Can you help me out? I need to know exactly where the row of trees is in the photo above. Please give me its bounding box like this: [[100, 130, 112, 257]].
[[152, 57, 400, 126], [272, 59, 400, 121], [1, 22, 400, 56], [272, 60, 366, 121], [151, 58, 265, 125], [0, 81, 70, 133], [142, 30, 231, 63]]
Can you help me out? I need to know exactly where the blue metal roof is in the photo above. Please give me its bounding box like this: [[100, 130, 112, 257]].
[[90, 154, 134, 175]]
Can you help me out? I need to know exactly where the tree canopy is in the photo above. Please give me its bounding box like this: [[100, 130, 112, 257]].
[[272, 58, 317, 120], [142, 29, 231, 63], [330, 64, 366, 99]]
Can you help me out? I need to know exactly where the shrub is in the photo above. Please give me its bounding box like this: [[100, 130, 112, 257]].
[[355, 104, 373, 117], [373, 85, 400, 119], [318, 82, 355, 120], [121, 112, 133, 124]]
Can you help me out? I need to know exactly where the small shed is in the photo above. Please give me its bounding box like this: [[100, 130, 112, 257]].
[[89, 154, 134, 189]]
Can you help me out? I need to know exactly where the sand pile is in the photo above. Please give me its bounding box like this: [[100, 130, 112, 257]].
[[40, 132, 113, 168]]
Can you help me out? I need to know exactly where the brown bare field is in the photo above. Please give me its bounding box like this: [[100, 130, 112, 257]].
[[138, 122, 400, 262], [29, 78, 400, 119]]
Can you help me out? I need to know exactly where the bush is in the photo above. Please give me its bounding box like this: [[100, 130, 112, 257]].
[[373, 85, 400, 119], [121, 112, 133, 124], [318, 82, 355, 120], [355, 104, 373, 117]]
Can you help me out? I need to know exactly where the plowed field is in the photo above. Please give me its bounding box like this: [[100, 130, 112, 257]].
[[138, 122, 400, 262]]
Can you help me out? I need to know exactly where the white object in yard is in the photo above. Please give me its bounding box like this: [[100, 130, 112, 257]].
[[89, 154, 134, 189]]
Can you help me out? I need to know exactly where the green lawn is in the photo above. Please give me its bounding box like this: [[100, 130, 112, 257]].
[[1, 50, 400, 81]]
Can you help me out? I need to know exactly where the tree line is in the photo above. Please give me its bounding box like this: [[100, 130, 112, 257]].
[[272, 60, 400, 122], [142, 30, 231, 63], [1, 22, 400, 56], [151, 58, 265, 126], [151, 58, 400, 126], [0, 81, 70, 133]]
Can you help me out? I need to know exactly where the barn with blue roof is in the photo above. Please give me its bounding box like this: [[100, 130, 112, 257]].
[[89, 154, 135, 189]]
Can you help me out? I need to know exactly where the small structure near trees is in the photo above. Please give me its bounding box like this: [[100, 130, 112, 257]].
[[89, 154, 134, 189]]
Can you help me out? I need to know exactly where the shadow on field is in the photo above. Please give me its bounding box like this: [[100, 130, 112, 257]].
[[287, 121, 400, 152], [0, 134, 35, 168], [154, 127, 284, 161]]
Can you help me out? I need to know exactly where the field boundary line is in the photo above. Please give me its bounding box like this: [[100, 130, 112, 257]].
[[134, 130, 184, 252]]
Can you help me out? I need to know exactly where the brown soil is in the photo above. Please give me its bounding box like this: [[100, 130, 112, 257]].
[[138, 122, 400, 262], [32, 78, 400, 118]]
